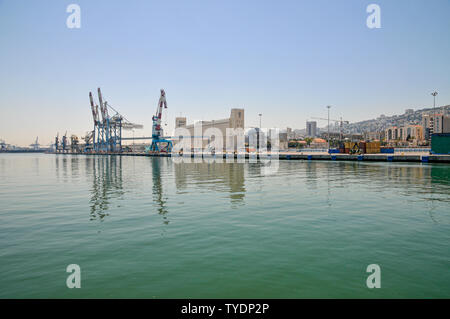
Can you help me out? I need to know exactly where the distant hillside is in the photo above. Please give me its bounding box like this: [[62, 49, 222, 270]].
[[342, 105, 450, 134]]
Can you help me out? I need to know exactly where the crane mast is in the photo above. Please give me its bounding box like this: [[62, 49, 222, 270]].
[[147, 89, 172, 153], [152, 89, 167, 139], [55, 133, 59, 151]]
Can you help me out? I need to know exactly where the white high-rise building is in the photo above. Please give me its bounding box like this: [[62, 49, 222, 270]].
[[422, 113, 450, 140]]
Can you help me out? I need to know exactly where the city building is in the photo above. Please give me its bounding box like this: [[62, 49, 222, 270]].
[[385, 126, 399, 141], [286, 127, 293, 140], [422, 113, 450, 141], [385, 125, 424, 144], [310, 138, 327, 149], [306, 121, 317, 137], [402, 125, 423, 143], [279, 132, 288, 150], [364, 131, 383, 141]]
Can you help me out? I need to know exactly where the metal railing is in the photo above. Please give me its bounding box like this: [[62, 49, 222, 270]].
[[394, 148, 431, 153], [288, 148, 329, 153]]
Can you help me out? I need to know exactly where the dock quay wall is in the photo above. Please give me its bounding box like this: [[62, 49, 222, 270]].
[[47, 152, 450, 163]]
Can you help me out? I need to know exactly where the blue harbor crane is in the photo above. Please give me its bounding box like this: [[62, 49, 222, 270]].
[[54, 133, 59, 152], [61, 131, 68, 153], [89, 88, 143, 153]]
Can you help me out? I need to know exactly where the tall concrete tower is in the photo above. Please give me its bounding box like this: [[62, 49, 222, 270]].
[[175, 117, 187, 128], [230, 109, 244, 129]]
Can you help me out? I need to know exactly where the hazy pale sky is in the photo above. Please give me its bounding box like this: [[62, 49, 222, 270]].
[[1, 0, 449, 146]]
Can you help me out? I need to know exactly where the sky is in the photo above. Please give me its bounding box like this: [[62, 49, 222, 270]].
[[0, 0, 450, 146]]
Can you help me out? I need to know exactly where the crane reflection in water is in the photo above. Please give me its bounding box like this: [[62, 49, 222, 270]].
[[87, 156, 124, 221], [151, 157, 169, 224], [85, 156, 170, 225]]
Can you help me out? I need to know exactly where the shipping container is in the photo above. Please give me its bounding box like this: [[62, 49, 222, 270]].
[[365, 141, 381, 154], [345, 142, 357, 149], [366, 141, 381, 149], [365, 148, 380, 154], [380, 147, 394, 154], [431, 133, 450, 154]]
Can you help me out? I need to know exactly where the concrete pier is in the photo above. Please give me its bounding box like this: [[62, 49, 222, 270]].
[[48, 152, 450, 163]]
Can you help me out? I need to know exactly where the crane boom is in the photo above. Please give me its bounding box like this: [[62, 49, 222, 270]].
[[311, 117, 348, 123], [89, 92, 99, 124], [122, 123, 144, 130], [311, 116, 349, 140], [98, 87, 108, 123]]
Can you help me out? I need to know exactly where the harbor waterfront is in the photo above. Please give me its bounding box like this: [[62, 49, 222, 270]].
[[48, 150, 450, 163], [0, 153, 449, 298]]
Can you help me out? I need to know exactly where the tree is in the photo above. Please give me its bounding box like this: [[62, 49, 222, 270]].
[[304, 137, 313, 146]]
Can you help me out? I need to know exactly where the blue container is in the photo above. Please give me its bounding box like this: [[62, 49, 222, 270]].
[[381, 148, 394, 154], [422, 156, 429, 163], [387, 156, 393, 162], [358, 155, 363, 161], [307, 155, 312, 160], [331, 155, 337, 160]]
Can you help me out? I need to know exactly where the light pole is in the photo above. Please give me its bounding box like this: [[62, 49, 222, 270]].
[[431, 91, 438, 110], [258, 114, 262, 152], [327, 105, 331, 148]]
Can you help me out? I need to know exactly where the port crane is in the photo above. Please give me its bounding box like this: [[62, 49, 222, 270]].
[[70, 135, 79, 153], [61, 131, 68, 153], [311, 117, 349, 140], [54, 133, 59, 152], [146, 89, 173, 153], [89, 88, 143, 153], [29, 136, 40, 150]]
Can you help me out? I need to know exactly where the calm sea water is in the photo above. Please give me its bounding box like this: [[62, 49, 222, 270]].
[[0, 153, 449, 298]]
